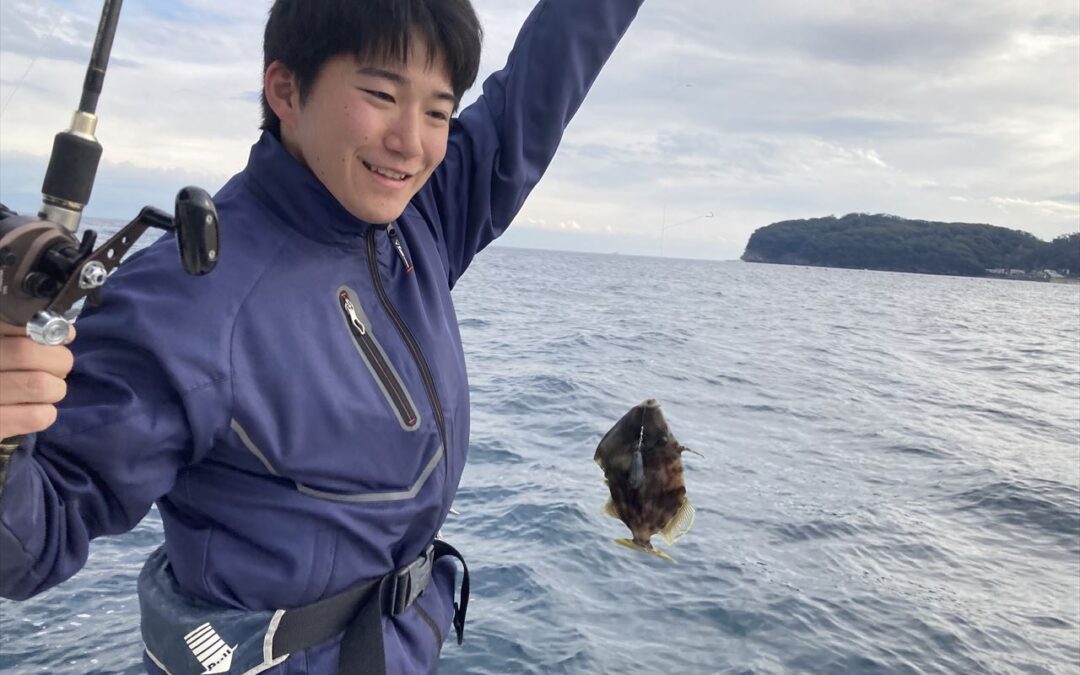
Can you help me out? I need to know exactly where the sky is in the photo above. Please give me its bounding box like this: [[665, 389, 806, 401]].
[[1, 0, 1077, 261]]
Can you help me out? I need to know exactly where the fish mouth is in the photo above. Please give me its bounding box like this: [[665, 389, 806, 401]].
[[634, 399, 669, 439]]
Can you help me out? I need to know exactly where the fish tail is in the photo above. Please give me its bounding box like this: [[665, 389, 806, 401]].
[[612, 538, 676, 563]]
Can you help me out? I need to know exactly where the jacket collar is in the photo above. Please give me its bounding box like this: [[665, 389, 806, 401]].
[[243, 131, 375, 247]]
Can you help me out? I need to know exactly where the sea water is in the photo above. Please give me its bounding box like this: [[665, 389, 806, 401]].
[[1, 228, 1077, 674]]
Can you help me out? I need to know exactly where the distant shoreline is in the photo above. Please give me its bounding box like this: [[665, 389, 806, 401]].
[[744, 259, 1080, 284]]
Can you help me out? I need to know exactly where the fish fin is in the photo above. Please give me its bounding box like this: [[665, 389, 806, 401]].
[[660, 498, 696, 545], [613, 538, 676, 563], [602, 498, 620, 519]]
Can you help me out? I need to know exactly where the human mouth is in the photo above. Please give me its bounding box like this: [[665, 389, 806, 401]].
[[362, 160, 412, 184]]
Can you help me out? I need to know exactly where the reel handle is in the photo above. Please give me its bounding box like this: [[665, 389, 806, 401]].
[[0, 187, 219, 452]]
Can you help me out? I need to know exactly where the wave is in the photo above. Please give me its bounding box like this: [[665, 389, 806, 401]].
[[771, 519, 873, 543], [953, 479, 1080, 544]]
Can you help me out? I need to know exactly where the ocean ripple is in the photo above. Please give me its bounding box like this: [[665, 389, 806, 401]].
[[3, 247, 1079, 674]]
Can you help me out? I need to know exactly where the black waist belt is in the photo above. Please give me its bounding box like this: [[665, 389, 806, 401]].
[[270, 540, 469, 675]]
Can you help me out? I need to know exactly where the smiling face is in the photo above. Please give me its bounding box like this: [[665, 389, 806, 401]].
[[265, 39, 456, 224]]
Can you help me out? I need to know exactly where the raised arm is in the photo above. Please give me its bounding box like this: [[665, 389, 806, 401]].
[[419, 0, 645, 286]]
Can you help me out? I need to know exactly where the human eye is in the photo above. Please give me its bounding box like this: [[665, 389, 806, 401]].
[[360, 88, 395, 103], [427, 110, 451, 123]]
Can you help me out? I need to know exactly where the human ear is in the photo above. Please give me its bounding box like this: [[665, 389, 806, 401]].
[[264, 61, 302, 131]]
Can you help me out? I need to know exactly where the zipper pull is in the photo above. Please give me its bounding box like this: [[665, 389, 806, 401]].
[[341, 295, 367, 335], [386, 223, 414, 274]]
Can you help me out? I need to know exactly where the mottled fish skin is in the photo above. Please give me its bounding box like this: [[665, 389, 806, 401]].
[[594, 399, 691, 553]]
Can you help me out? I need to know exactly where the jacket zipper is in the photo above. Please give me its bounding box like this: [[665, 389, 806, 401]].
[[366, 229, 447, 462], [338, 291, 419, 429], [386, 223, 414, 273]]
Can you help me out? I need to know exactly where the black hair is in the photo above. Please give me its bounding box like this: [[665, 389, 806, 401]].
[[261, 0, 483, 136]]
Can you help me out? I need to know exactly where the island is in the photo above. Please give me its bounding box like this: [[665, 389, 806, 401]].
[[741, 213, 1079, 280]]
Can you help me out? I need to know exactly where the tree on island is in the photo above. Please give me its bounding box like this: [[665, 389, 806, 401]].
[[742, 213, 1080, 278]]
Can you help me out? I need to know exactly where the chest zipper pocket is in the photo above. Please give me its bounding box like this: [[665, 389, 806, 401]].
[[337, 287, 421, 431]]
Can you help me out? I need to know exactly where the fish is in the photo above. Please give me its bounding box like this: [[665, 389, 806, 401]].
[[594, 399, 696, 562]]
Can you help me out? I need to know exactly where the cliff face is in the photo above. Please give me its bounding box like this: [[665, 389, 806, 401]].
[[741, 213, 1079, 277]]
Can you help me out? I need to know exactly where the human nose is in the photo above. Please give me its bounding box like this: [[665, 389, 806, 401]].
[[384, 110, 423, 159]]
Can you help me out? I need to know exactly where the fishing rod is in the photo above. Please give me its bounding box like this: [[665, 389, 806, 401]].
[[0, 0, 219, 446]]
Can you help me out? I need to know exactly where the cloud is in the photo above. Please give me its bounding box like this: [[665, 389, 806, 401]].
[[0, 151, 228, 221], [0, 2, 99, 65], [1, 0, 1077, 260], [990, 196, 1080, 217], [519, 217, 622, 236]]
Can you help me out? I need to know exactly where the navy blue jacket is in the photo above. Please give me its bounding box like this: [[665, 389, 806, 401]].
[[0, 0, 643, 671]]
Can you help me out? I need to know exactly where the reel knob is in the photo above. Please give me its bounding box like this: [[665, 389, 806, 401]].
[[26, 311, 71, 346], [174, 187, 219, 276]]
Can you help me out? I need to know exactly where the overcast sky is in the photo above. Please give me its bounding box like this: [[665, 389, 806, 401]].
[[1, 0, 1077, 260]]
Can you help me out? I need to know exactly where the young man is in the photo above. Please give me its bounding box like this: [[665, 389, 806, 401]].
[[0, 0, 643, 672]]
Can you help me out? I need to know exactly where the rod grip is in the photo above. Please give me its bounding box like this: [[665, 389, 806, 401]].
[[41, 131, 103, 208]]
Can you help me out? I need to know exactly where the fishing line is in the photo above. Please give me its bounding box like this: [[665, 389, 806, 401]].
[[0, 15, 64, 117], [2, 54, 44, 118], [637, 406, 645, 451], [630, 405, 645, 490]]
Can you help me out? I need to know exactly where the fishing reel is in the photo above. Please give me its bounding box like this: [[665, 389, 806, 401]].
[[0, 191, 219, 345], [0, 0, 219, 347], [0, 0, 222, 463]]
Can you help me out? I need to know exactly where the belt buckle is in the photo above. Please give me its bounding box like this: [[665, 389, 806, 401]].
[[388, 545, 435, 616]]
